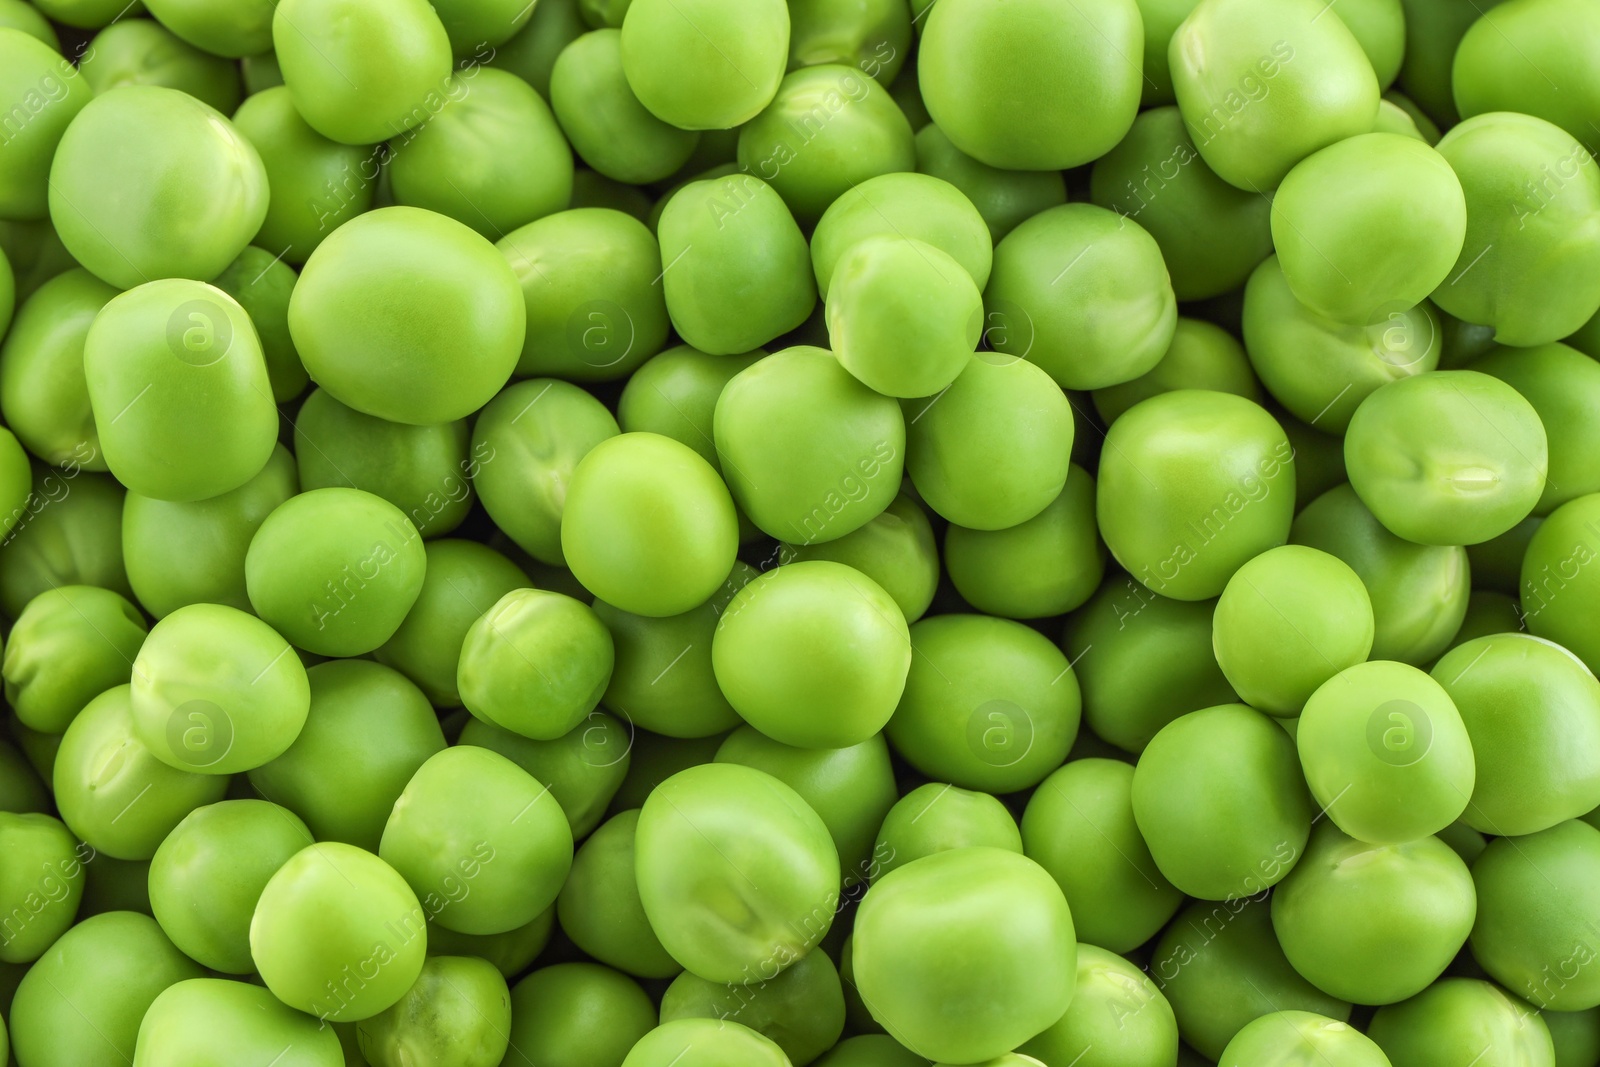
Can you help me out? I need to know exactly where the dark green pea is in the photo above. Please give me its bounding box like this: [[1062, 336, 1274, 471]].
[[0, 30, 92, 221], [789, 0, 908, 83], [815, 1034, 929, 1067], [552, 30, 698, 184], [1292, 483, 1469, 665], [1369, 977, 1554, 1066], [617, 0, 788, 130], [579, 0, 630, 28], [1570, 309, 1600, 358], [505, 963, 658, 1067], [376, 539, 530, 707], [1151, 898, 1351, 1060], [0, 812, 85, 963], [1374, 97, 1430, 140], [1280, 414, 1348, 510], [78, 854, 153, 920], [424, 907, 553, 978], [663, 947, 846, 1065], [0, 468, 130, 618], [430, 0, 534, 49], [716, 725, 898, 885], [1385, 91, 1441, 143], [570, 168, 654, 219], [1272, 820, 1474, 1005], [781, 491, 938, 623], [1545, 1006, 1600, 1067], [913, 122, 1066, 242], [9, 911, 202, 1067], [134, 977, 341, 1066], [0, 269, 116, 469], [248, 660, 446, 851], [242, 52, 282, 93], [607, 728, 725, 813], [147, 799, 313, 974], [1024, 758, 1182, 952], [618, 345, 763, 472], [1020, 943, 1180, 1067], [1089, 107, 1273, 302], [78, 17, 241, 113], [1437, 820, 1489, 866], [3, 585, 146, 734], [556, 809, 680, 978], [1093, 318, 1261, 426], [458, 712, 632, 838], [0, 735, 50, 814], [1445, 590, 1523, 650], [209, 247, 307, 403], [122, 443, 297, 619], [141, 0, 276, 57], [0, 218, 77, 306], [1472, 343, 1600, 516], [357, 955, 510, 1067], [490, 0, 586, 98], [1522, 495, 1600, 674]]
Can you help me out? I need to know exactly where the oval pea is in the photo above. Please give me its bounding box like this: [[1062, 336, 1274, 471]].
[[876, 781, 1022, 882], [1019, 944, 1180, 1067], [1522, 494, 1600, 675], [551, 30, 698, 185], [556, 810, 681, 979], [811, 172, 991, 297], [77, 18, 241, 113], [357, 955, 511, 1067], [661, 948, 845, 1066], [0, 812, 86, 963], [2, 585, 147, 734], [0, 268, 116, 470], [134, 978, 342, 1067], [0, 30, 92, 221], [617, 0, 788, 130], [1368, 978, 1555, 1067]]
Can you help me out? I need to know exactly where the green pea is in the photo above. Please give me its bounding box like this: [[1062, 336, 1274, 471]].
[[1212, 545, 1374, 715], [78, 18, 241, 113], [1522, 494, 1600, 674], [0, 468, 131, 618], [457, 588, 612, 739], [231, 85, 376, 265], [1135, 0, 1199, 105], [29, 0, 132, 27], [50, 86, 265, 289], [636, 762, 840, 983], [1098, 390, 1294, 600], [9, 911, 202, 1067], [550, 30, 697, 184], [252, 659, 448, 851], [1345, 370, 1548, 546], [290, 206, 524, 424], [0, 0, 58, 47], [354, 956, 510, 1067], [1336, 0, 1405, 87], [815, 1034, 929, 1067], [0, 30, 91, 221], [1024, 759, 1182, 951], [500, 963, 655, 1067], [618, 346, 764, 471], [714, 561, 908, 749], [0, 736, 50, 814], [1132, 703, 1311, 900], [1291, 484, 1470, 665], [295, 390, 473, 540], [668, 949, 845, 1064], [432, 0, 535, 50], [1437, 819, 1490, 866], [1454, 0, 1600, 152], [781, 491, 938, 623], [1151, 898, 1351, 1059], [1385, 91, 1442, 143], [1545, 1007, 1600, 1067], [716, 726, 898, 884], [556, 809, 680, 978], [54, 685, 230, 858], [1446, 590, 1524, 650], [389, 68, 571, 237], [1242, 256, 1442, 432], [1170, 0, 1379, 190], [1369, 977, 1554, 1067], [146, 799, 312, 974], [458, 712, 631, 838], [491, 0, 586, 97], [906, 353, 1073, 528], [123, 443, 297, 619], [1297, 659, 1475, 843], [84, 279, 277, 503], [658, 175, 816, 355], [1093, 318, 1261, 426], [1433, 112, 1600, 346], [890, 613, 1079, 793], [918, 0, 1137, 169], [875, 781, 1020, 883], [3, 585, 146, 734], [1220, 1011, 1390, 1067], [424, 907, 554, 978], [0, 813, 85, 963], [1088, 107, 1273, 302], [134, 978, 341, 1066], [142, 0, 276, 56], [854, 847, 1075, 1063], [811, 173, 990, 298], [1571, 309, 1600, 358], [1374, 97, 1430, 141], [985, 203, 1177, 391], [1281, 415, 1349, 510], [715, 347, 904, 543], [209, 247, 308, 403], [242, 52, 283, 93], [77, 855, 155, 921], [913, 123, 1066, 242], [1471, 343, 1600, 516], [618, 0, 787, 129], [789, 0, 908, 82], [1020, 944, 1179, 1067], [561, 432, 739, 617]]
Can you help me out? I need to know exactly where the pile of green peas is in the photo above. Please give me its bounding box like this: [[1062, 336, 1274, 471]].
[[0, 0, 1598, 1062]]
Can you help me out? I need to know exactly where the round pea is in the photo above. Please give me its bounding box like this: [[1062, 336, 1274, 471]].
[[1472, 342, 1600, 515], [355, 955, 509, 1067], [457, 588, 612, 739], [491, 0, 586, 97], [1019, 944, 1180, 1067], [134, 978, 341, 1067], [789, 0, 908, 82], [1522, 495, 1600, 675], [663, 947, 845, 1065], [0, 812, 85, 963], [500, 963, 656, 1067], [1092, 317, 1262, 426], [876, 781, 1022, 882], [552, 30, 698, 184], [0, 269, 116, 470], [424, 907, 553, 979], [77, 18, 241, 113], [1335, 0, 1405, 87], [1212, 545, 1374, 715], [389, 68, 572, 237], [811, 173, 991, 297], [247, 662, 445, 851], [985, 203, 1178, 391], [142, 0, 277, 56], [3, 585, 146, 734], [0, 470, 131, 620], [250, 841, 427, 1022], [431, 0, 535, 49], [618, 346, 763, 471], [618, 0, 788, 129], [635, 762, 840, 983], [1368, 978, 1554, 1067], [0, 30, 91, 220], [913, 122, 1066, 242], [210, 247, 308, 403], [624, 1018, 791, 1067], [781, 491, 939, 623], [556, 809, 680, 979], [1453, 0, 1600, 151], [289, 206, 525, 425], [0, 0, 56, 46], [1219, 1011, 1390, 1067], [457, 712, 632, 838]]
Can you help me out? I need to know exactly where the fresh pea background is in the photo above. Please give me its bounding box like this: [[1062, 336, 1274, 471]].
[[0, 0, 1599, 1064]]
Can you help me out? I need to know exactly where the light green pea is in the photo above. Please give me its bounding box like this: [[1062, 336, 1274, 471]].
[[0, 469, 131, 619], [0, 430, 26, 548], [295, 389, 474, 539], [431, 0, 535, 50], [3, 585, 145, 734], [1368, 978, 1554, 1067], [141, 0, 277, 56], [249, 660, 446, 851], [458, 712, 631, 838], [1522, 494, 1600, 675], [1220, 1011, 1390, 1067], [458, 588, 613, 740], [1472, 342, 1600, 515], [1089, 107, 1273, 302], [1020, 944, 1180, 1067], [9, 911, 203, 1067], [888, 614, 1079, 793], [1169, 0, 1379, 190], [714, 347, 905, 544], [1335, 0, 1406, 86], [1374, 97, 1430, 140], [504, 963, 657, 1067], [1136, 0, 1199, 105], [123, 443, 297, 619], [129, 602, 311, 775], [665, 948, 844, 1066], [0, 0, 58, 47], [914, 123, 1066, 242], [618, 0, 789, 129], [618, 346, 763, 472], [424, 908, 553, 978], [658, 174, 816, 355], [1432, 112, 1600, 346], [357, 956, 510, 1067], [1297, 660, 1475, 843], [1384, 91, 1441, 142], [875, 781, 1020, 882], [0, 813, 85, 963], [231, 85, 376, 265], [811, 173, 991, 297], [210, 247, 308, 403], [490, 0, 586, 97], [54, 686, 230, 859], [1453, 0, 1600, 152], [0, 30, 91, 221], [551, 30, 698, 184], [134, 978, 342, 1067], [556, 810, 680, 978], [1292, 484, 1469, 665], [789, 0, 909, 83], [78, 18, 241, 113], [781, 491, 939, 623], [1242, 256, 1442, 432], [623, 1020, 793, 1067], [1093, 318, 1261, 426]]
